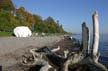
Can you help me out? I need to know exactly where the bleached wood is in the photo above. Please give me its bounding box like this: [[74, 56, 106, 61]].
[[92, 11, 100, 62], [51, 46, 60, 52]]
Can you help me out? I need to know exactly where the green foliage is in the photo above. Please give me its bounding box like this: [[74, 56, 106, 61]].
[[0, 0, 66, 34], [0, 9, 19, 31], [0, 32, 13, 37], [16, 7, 35, 29], [0, 0, 15, 11]]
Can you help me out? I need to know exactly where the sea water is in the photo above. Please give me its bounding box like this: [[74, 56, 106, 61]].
[[72, 34, 108, 66]]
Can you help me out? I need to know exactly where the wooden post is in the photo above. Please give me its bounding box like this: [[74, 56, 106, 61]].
[[82, 22, 90, 57], [86, 27, 90, 55], [92, 11, 100, 62]]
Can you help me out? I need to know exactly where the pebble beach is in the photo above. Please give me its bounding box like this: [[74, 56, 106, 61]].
[[0, 36, 62, 71]]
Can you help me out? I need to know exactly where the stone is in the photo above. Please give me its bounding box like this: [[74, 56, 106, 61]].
[[13, 26, 32, 37]]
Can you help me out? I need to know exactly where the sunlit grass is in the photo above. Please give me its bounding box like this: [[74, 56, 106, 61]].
[[0, 32, 13, 37]]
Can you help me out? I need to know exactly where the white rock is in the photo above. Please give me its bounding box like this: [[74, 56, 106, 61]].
[[41, 32, 45, 36], [13, 26, 32, 37], [35, 33, 38, 36]]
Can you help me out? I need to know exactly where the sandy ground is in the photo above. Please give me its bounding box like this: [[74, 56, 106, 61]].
[[0, 36, 62, 71]]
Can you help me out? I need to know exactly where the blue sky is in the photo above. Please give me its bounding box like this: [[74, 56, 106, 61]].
[[12, 0, 108, 34]]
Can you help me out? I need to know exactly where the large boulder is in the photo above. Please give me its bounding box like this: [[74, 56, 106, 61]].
[[13, 26, 32, 37]]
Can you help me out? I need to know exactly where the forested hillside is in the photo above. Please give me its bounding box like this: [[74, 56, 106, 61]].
[[0, 0, 66, 33]]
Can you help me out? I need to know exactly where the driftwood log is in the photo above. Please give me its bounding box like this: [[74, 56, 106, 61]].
[[82, 22, 90, 57], [21, 11, 108, 71], [91, 11, 107, 71], [79, 11, 108, 71], [22, 48, 52, 71], [92, 11, 100, 62], [61, 11, 108, 71]]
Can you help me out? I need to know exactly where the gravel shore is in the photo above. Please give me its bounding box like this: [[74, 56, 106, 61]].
[[0, 36, 62, 55], [0, 36, 62, 71]]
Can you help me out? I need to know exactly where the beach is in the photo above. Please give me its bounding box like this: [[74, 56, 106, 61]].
[[0, 35, 107, 71], [0, 36, 62, 71]]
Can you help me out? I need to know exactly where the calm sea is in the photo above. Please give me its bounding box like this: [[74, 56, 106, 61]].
[[72, 34, 108, 66]]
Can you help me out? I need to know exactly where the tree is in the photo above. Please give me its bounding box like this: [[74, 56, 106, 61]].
[[16, 7, 35, 29], [0, 9, 19, 31], [0, 1, 66, 33], [0, 0, 15, 11]]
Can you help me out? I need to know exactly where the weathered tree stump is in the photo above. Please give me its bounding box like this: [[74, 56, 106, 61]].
[[91, 11, 100, 62], [66, 11, 108, 71], [79, 11, 108, 71], [82, 22, 90, 57]]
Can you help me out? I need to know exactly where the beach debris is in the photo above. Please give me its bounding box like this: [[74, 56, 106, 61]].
[[82, 22, 90, 57], [91, 11, 108, 71], [21, 11, 108, 71], [13, 26, 32, 37], [22, 48, 52, 71], [79, 11, 108, 71], [22, 46, 75, 70], [41, 32, 45, 36], [92, 11, 100, 62], [63, 35, 72, 40], [64, 50, 69, 58], [35, 33, 38, 36], [51, 46, 61, 52]]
